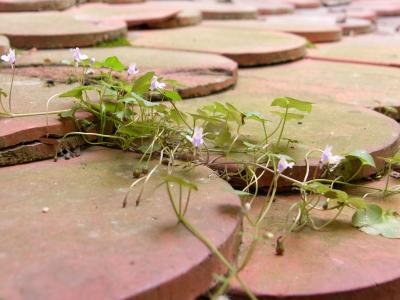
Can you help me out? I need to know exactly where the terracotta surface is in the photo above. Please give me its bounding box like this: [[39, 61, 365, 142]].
[[129, 25, 307, 66], [283, 0, 320, 9], [238, 59, 400, 117], [294, 5, 377, 22], [234, 0, 295, 15], [0, 146, 242, 300], [322, 0, 351, 5], [68, 2, 181, 27], [229, 176, 400, 299], [0, 111, 91, 149], [350, 0, 400, 16], [8, 47, 238, 99], [0, 35, 9, 53], [0, 74, 75, 113], [307, 35, 400, 68], [176, 68, 400, 186], [0, 136, 87, 166], [148, 8, 202, 29], [340, 18, 373, 35], [204, 19, 342, 43], [199, 3, 258, 20], [0, 74, 83, 150], [148, 1, 258, 20], [0, 12, 127, 49], [0, 0, 75, 11]]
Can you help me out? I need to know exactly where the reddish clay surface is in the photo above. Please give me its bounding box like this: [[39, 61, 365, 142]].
[[0, 12, 127, 49], [7, 47, 238, 99], [0, 0, 75, 11], [235, 0, 295, 15], [176, 63, 400, 187], [0, 147, 242, 300], [307, 35, 400, 68], [351, 0, 400, 16], [68, 3, 180, 27], [204, 19, 342, 43], [0, 35, 9, 53], [0, 111, 92, 149], [283, 0, 320, 8], [229, 177, 400, 299], [129, 26, 307, 66]]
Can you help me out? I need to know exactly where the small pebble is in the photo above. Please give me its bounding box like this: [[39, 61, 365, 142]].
[[42, 207, 49, 213]]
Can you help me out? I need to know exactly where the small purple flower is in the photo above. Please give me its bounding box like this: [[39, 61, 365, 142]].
[[277, 156, 294, 173], [321, 145, 343, 165], [1, 48, 15, 65], [89, 57, 96, 65], [150, 75, 166, 91], [127, 63, 139, 76], [70, 47, 88, 64], [186, 127, 204, 148]]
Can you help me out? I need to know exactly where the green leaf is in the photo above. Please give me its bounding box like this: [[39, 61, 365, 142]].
[[381, 152, 400, 165], [352, 204, 383, 227], [169, 108, 188, 125], [132, 72, 154, 96], [242, 141, 259, 150], [360, 216, 400, 238], [114, 110, 125, 121], [59, 86, 93, 99], [163, 79, 186, 88], [190, 113, 223, 124], [101, 56, 125, 72], [58, 110, 74, 119], [244, 112, 268, 123], [214, 126, 233, 148], [162, 90, 182, 101], [346, 197, 367, 209], [163, 175, 198, 190], [345, 150, 376, 168], [271, 111, 305, 120], [234, 190, 253, 197], [225, 102, 245, 126], [302, 182, 348, 200], [353, 206, 400, 238], [117, 123, 155, 138], [271, 97, 313, 113]]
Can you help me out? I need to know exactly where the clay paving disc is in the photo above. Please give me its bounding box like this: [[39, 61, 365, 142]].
[[129, 25, 307, 66], [0, 74, 83, 151], [142, 1, 258, 20], [68, 2, 181, 27], [258, 16, 372, 38], [307, 35, 400, 67], [340, 18, 374, 35], [229, 176, 400, 299], [204, 19, 342, 43], [9, 46, 238, 99], [176, 72, 400, 187], [0, 0, 75, 11], [234, 0, 295, 15], [239, 58, 400, 119], [350, 0, 400, 16], [283, 0, 320, 9], [0, 146, 242, 300], [102, 0, 145, 3], [0, 35, 9, 53], [148, 8, 202, 29], [196, 3, 258, 20], [0, 12, 127, 49]]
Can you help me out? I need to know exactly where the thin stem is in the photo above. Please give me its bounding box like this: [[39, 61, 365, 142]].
[[8, 65, 15, 112], [276, 107, 289, 147]]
